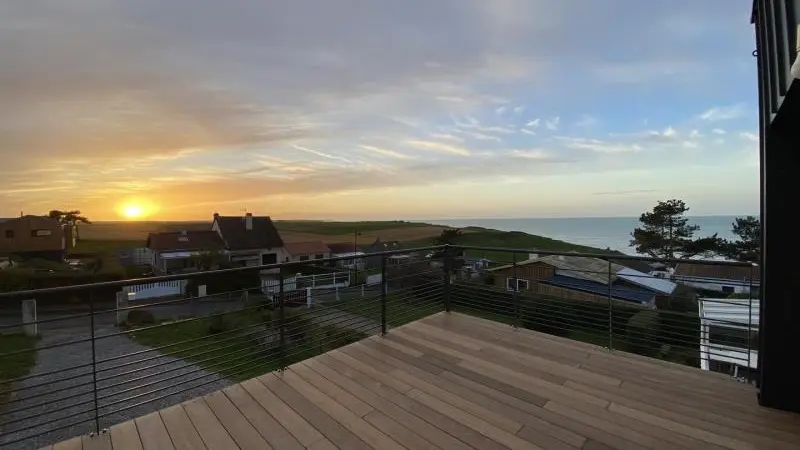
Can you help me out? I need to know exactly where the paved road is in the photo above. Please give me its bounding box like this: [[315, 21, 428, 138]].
[[0, 324, 230, 450]]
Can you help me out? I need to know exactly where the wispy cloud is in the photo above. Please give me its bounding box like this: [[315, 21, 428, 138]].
[[292, 144, 351, 164], [739, 132, 759, 142], [431, 132, 464, 142], [510, 149, 553, 160], [711, 128, 726, 135], [545, 117, 560, 131], [560, 137, 642, 154], [513, 105, 526, 114], [359, 145, 414, 160], [698, 104, 748, 121], [520, 128, 537, 136], [465, 132, 502, 142], [574, 115, 600, 128], [406, 140, 471, 156], [495, 106, 507, 115], [526, 119, 540, 129]]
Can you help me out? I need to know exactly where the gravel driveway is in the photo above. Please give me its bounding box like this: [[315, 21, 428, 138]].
[[0, 323, 230, 450]]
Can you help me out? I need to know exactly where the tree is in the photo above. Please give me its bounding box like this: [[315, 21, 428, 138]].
[[719, 216, 761, 263], [434, 228, 462, 245], [630, 199, 718, 259], [48, 210, 91, 241]]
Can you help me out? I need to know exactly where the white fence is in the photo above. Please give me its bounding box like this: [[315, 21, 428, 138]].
[[122, 279, 188, 300], [261, 271, 350, 294]]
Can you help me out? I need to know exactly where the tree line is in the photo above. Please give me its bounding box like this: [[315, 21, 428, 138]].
[[630, 199, 760, 263]]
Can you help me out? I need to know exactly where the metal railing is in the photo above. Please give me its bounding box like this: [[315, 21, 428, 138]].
[[0, 245, 757, 449]]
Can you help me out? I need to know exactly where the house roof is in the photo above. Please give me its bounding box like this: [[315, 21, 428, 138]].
[[147, 231, 225, 251], [284, 241, 330, 256], [214, 215, 283, 250], [674, 263, 760, 283], [491, 255, 626, 285], [541, 275, 655, 305], [327, 242, 360, 254], [699, 298, 760, 328], [617, 267, 677, 295]]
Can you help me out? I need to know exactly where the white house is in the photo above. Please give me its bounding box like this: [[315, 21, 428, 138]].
[[212, 213, 289, 271], [674, 263, 760, 295], [698, 297, 759, 380], [146, 230, 228, 274], [283, 241, 330, 262]]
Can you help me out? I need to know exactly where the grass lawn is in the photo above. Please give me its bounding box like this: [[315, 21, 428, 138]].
[[275, 220, 428, 235], [127, 308, 367, 381], [329, 293, 444, 327], [0, 333, 39, 405]]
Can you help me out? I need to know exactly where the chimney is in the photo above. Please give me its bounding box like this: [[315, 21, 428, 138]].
[[213, 212, 219, 220], [245, 212, 253, 230], [528, 253, 538, 260]]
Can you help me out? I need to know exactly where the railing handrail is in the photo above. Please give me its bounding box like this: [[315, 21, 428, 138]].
[[0, 244, 757, 300], [453, 245, 757, 267], [0, 245, 445, 300]]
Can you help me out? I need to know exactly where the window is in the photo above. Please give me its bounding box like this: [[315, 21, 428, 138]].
[[261, 253, 277, 265], [31, 229, 52, 237], [299, 255, 310, 261], [314, 254, 324, 259], [709, 326, 757, 349], [4, 230, 13, 238], [721, 285, 735, 294], [506, 277, 529, 292]]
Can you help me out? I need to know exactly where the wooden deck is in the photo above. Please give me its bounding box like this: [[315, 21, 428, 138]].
[[46, 312, 800, 450]]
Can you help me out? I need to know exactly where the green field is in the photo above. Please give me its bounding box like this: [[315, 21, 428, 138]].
[[401, 228, 613, 262], [275, 220, 428, 235], [0, 334, 38, 405]]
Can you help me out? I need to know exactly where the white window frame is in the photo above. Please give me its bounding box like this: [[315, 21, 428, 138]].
[[506, 277, 529, 292]]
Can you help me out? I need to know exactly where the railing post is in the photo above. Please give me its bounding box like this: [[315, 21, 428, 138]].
[[381, 255, 387, 335], [748, 265, 754, 373], [606, 259, 613, 351], [512, 253, 520, 328], [443, 246, 452, 312], [90, 291, 100, 434], [278, 270, 285, 371]]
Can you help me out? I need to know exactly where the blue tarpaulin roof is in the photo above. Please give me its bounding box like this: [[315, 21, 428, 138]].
[[541, 275, 654, 305]]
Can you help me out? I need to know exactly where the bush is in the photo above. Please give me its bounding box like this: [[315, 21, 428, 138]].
[[207, 314, 237, 335], [626, 310, 660, 356], [127, 309, 156, 326], [284, 312, 315, 344]]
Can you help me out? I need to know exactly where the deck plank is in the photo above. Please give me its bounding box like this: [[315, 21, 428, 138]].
[[109, 420, 143, 450], [159, 405, 206, 450], [47, 312, 800, 450], [135, 412, 176, 450], [239, 377, 324, 448], [182, 399, 237, 450], [222, 384, 304, 450]]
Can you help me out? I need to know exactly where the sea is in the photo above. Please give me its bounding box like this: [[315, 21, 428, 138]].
[[430, 216, 743, 255]]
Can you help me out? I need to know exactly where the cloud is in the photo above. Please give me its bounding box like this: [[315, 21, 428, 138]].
[[526, 119, 540, 128], [698, 105, 748, 121], [560, 137, 642, 154], [431, 132, 464, 142], [520, 128, 537, 136], [359, 145, 415, 160], [689, 129, 702, 138], [495, 106, 507, 115], [510, 149, 554, 160], [593, 189, 658, 196], [513, 105, 526, 113], [406, 140, 471, 156], [711, 128, 726, 135], [545, 117, 560, 131], [574, 115, 600, 128], [465, 132, 502, 142], [739, 132, 759, 142], [682, 141, 698, 149]]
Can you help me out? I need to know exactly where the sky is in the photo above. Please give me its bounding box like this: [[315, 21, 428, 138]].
[[0, 1, 761, 221]]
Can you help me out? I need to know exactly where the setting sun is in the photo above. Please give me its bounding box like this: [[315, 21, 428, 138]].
[[117, 199, 158, 220], [123, 204, 143, 219]]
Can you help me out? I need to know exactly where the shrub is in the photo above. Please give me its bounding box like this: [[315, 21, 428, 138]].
[[626, 310, 660, 356], [207, 314, 237, 335], [127, 309, 156, 326], [284, 312, 315, 344]]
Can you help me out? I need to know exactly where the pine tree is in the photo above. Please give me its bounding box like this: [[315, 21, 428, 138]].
[[630, 199, 718, 259]]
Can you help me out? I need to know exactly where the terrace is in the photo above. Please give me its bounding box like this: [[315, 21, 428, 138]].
[[0, 246, 796, 449]]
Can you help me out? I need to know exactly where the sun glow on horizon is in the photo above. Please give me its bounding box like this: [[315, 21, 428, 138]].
[[117, 199, 158, 220]]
